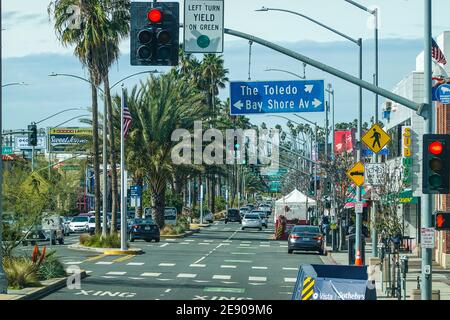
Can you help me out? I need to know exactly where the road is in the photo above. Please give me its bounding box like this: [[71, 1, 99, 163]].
[[34, 220, 325, 300]]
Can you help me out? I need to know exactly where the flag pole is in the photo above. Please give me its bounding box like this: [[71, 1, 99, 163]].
[[120, 85, 127, 251]]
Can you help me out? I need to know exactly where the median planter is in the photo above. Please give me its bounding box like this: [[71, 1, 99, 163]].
[[68, 243, 143, 255], [0, 270, 87, 300], [160, 230, 198, 239]]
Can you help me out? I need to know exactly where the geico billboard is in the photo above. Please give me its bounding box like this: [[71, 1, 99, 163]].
[[15, 136, 47, 150]]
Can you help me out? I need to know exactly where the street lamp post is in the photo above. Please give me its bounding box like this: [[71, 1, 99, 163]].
[[50, 70, 159, 237], [264, 64, 307, 79], [257, 6, 364, 263], [344, 0, 380, 259]]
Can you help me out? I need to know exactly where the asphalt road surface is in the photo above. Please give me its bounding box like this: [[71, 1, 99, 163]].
[[36, 220, 325, 300]]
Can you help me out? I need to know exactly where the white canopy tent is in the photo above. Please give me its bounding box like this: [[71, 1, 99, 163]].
[[274, 189, 316, 222]]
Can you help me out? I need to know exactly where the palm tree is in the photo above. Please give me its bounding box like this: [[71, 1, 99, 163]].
[[112, 73, 207, 228], [48, 0, 109, 233]]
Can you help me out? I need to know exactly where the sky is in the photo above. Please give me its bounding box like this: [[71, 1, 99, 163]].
[[2, 0, 450, 130]]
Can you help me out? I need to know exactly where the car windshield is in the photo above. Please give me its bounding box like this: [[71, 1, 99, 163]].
[[89, 217, 95, 223], [132, 218, 154, 224], [228, 210, 239, 215], [244, 215, 260, 220], [292, 226, 320, 234], [258, 213, 266, 218], [71, 217, 88, 223]]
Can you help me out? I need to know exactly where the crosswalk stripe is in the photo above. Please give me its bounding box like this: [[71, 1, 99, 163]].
[[63, 261, 83, 265], [159, 263, 176, 267], [283, 267, 298, 271], [284, 278, 297, 283], [249, 276, 267, 282], [252, 266, 268, 270], [220, 265, 237, 269], [127, 262, 144, 266], [106, 271, 127, 275], [96, 261, 114, 265], [177, 273, 197, 278], [141, 272, 161, 277], [213, 275, 231, 280], [190, 264, 206, 268]]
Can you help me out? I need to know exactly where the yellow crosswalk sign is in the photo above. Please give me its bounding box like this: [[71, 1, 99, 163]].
[[362, 124, 391, 154], [347, 162, 365, 187]]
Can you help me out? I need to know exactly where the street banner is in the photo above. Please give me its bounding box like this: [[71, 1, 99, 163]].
[[49, 127, 92, 153], [334, 130, 355, 154], [184, 0, 224, 53]]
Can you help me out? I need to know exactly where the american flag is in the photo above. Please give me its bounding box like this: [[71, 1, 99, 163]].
[[432, 38, 447, 65], [123, 101, 132, 139]]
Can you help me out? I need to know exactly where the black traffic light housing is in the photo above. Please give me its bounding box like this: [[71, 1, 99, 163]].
[[435, 211, 450, 231], [28, 123, 38, 147], [130, 1, 179, 66], [422, 134, 450, 194]]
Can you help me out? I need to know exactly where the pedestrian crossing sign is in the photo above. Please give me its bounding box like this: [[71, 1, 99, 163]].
[[362, 124, 391, 154]]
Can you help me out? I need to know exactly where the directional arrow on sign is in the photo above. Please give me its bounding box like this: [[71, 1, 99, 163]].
[[312, 99, 322, 108], [233, 100, 243, 110], [305, 85, 314, 93]]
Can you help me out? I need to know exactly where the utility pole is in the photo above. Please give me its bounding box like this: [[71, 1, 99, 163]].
[[422, 0, 433, 300]]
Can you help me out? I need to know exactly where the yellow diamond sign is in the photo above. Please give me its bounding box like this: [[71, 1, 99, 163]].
[[362, 124, 391, 154], [347, 162, 365, 187]]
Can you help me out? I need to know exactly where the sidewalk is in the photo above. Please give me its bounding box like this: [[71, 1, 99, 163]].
[[323, 243, 450, 300]]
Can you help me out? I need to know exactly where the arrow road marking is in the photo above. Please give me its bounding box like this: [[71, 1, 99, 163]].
[[305, 85, 314, 93], [233, 100, 243, 110], [312, 98, 322, 108]]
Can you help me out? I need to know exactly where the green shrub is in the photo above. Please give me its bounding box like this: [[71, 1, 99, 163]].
[[38, 251, 67, 280], [3, 257, 41, 289], [80, 234, 123, 248]]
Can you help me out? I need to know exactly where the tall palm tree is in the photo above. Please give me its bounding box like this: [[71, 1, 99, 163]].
[[48, 0, 110, 233], [112, 73, 207, 228]]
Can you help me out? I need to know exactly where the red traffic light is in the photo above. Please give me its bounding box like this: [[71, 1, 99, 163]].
[[429, 141, 443, 155], [147, 9, 162, 23], [436, 214, 446, 228]]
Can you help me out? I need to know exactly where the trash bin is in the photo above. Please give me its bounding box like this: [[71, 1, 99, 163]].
[[292, 264, 377, 300], [346, 234, 366, 265]]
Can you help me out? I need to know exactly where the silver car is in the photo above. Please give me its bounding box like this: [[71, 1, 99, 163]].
[[252, 211, 268, 228], [241, 214, 263, 231]]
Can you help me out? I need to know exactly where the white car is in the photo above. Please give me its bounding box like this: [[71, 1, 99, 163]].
[[61, 217, 71, 236], [241, 214, 263, 231], [203, 212, 214, 223], [69, 216, 90, 233]]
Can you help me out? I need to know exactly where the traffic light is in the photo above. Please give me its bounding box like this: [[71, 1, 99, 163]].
[[422, 134, 450, 194], [234, 136, 240, 152], [28, 123, 37, 147], [130, 2, 179, 66], [435, 212, 450, 231]]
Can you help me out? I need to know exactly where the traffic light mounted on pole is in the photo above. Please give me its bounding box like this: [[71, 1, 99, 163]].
[[28, 123, 38, 147], [435, 212, 450, 231], [422, 134, 450, 194], [130, 1, 179, 66]]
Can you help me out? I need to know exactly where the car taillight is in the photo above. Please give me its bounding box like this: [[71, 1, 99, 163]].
[[290, 234, 300, 239], [133, 225, 139, 230], [314, 236, 323, 241]]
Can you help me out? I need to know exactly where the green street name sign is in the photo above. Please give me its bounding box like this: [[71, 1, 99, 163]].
[[2, 146, 13, 155], [61, 165, 81, 171]]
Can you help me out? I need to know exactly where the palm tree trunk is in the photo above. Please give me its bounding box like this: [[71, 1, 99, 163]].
[[90, 74, 101, 235], [152, 186, 166, 229], [103, 76, 119, 235]]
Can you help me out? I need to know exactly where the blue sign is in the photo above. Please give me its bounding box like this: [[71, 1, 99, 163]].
[[436, 84, 450, 104], [230, 80, 325, 115], [130, 185, 142, 197]]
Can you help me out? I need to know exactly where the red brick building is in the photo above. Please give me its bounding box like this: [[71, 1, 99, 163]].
[[435, 102, 450, 267]]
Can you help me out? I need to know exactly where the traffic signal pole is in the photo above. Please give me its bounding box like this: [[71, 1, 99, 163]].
[[422, 0, 433, 300]]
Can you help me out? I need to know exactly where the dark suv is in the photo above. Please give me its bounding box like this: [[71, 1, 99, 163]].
[[225, 209, 241, 224]]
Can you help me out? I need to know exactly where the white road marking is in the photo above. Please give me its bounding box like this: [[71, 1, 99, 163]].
[[157, 279, 172, 281], [128, 277, 144, 280], [241, 241, 252, 243], [177, 273, 197, 278], [249, 283, 266, 286], [96, 261, 114, 265], [259, 245, 270, 247], [221, 265, 237, 269], [141, 272, 161, 277], [203, 240, 214, 243], [223, 240, 233, 243], [193, 257, 206, 265], [106, 271, 127, 275], [239, 244, 251, 246], [252, 266, 268, 270], [249, 276, 267, 282], [284, 278, 297, 283], [180, 242, 190, 245], [213, 275, 231, 280], [225, 260, 252, 263], [101, 276, 117, 279], [194, 280, 211, 283], [165, 289, 172, 293], [221, 281, 238, 284], [279, 245, 288, 248], [127, 262, 145, 266], [160, 243, 169, 247], [64, 261, 82, 265], [85, 270, 93, 274], [283, 267, 298, 271], [185, 240, 195, 242], [199, 243, 210, 245], [159, 263, 176, 267], [165, 239, 176, 242], [231, 252, 255, 255], [190, 264, 206, 268]]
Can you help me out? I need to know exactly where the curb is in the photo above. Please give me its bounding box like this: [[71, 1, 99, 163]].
[[68, 244, 143, 255], [1, 271, 87, 300], [160, 230, 197, 239]]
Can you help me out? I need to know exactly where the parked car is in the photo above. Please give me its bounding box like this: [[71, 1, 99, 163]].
[[128, 218, 160, 242], [203, 211, 214, 223], [61, 217, 71, 236], [225, 209, 241, 224], [288, 225, 324, 255], [164, 207, 177, 225], [241, 214, 263, 231], [253, 211, 268, 228], [23, 223, 64, 246], [69, 216, 90, 233]]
